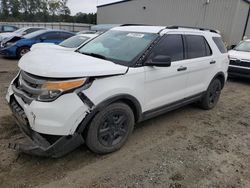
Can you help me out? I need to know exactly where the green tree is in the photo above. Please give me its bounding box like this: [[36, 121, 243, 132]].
[[59, 0, 71, 21], [1, 0, 10, 18], [9, 0, 20, 17]]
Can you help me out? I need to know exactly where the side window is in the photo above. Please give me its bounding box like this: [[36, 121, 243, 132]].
[[25, 28, 42, 34], [150, 34, 184, 62], [3, 26, 16, 32], [60, 32, 73, 40], [185, 35, 212, 59], [41, 32, 60, 40], [212, 37, 227, 53]]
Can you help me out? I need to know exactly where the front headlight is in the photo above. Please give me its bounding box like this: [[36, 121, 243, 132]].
[[5, 42, 16, 47], [37, 78, 87, 101]]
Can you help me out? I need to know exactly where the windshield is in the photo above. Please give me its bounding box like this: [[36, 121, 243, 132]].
[[14, 28, 27, 34], [23, 30, 47, 39], [59, 35, 90, 48], [78, 30, 158, 64], [234, 41, 250, 52]]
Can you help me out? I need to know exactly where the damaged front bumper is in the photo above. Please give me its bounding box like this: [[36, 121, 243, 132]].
[[8, 98, 85, 158]]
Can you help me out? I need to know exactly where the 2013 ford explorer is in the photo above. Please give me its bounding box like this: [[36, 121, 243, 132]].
[[6, 26, 229, 157]]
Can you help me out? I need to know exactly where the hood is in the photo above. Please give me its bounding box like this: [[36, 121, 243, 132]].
[[228, 50, 250, 60], [0, 33, 21, 41], [31, 43, 73, 51], [18, 50, 128, 78]]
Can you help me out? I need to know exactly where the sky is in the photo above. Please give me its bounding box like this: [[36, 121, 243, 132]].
[[67, 0, 121, 15]]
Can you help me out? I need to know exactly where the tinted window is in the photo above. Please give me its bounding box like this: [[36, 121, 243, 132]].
[[3, 26, 17, 32], [150, 34, 184, 62], [59, 35, 90, 48], [60, 32, 74, 40], [212, 37, 227, 53], [25, 28, 43, 34], [186, 35, 212, 59], [41, 32, 61, 40], [23, 30, 47, 39]]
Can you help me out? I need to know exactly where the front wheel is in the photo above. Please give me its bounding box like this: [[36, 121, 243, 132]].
[[17, 47, 30, 59], [86, 102, 135, 154], [199, 79, 222, 110]]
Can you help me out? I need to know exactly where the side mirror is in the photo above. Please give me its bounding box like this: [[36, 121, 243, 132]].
[[146, 55, 172, 67], [230, 45, 236, 50]]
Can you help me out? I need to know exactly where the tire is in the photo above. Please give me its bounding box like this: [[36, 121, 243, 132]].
[[17, 47, 30, 59], [199, 79, 222, 110], [86, 102, 135, 154]]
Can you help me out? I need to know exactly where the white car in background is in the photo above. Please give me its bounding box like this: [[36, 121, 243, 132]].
[[0, 27, 46, 43], [31, 33, 99, 51], [228, 39, 250, 78]]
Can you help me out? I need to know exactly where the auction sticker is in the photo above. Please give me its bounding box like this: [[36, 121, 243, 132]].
[[127, 33, 145, 38]]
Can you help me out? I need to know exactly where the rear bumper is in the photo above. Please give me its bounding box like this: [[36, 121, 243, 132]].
[[8, 98, 84, 158], [228, 66, 250, 79]]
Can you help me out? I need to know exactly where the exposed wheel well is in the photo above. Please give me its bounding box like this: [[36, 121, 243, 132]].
[[114, 98, 141, 123], [213, 72, 226, 89], [79, 95, 142, 137]]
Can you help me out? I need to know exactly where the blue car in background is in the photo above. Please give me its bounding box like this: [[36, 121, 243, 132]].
[[0, 30, 74, 58]]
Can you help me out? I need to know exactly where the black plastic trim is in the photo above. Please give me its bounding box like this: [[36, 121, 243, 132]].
[[8, 96, 84, 158], [228, 66, 250, 79], [76, 94, 142, 133], [77, 92, 94, 108], [141, 93, 205, 121]]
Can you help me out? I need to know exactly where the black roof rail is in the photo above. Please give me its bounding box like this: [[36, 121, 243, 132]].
[[120, 24, 152, 27], [166, 25, 219, 34]]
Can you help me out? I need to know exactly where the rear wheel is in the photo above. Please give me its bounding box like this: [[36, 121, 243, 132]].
[[86, 102, 134, 154], [200, 79, 222, 110], [17, 47, 30, 58]]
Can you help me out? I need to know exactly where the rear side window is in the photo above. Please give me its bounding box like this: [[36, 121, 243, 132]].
[[212, 37, 227, 53], [185, 35, 212, 59], [60, 32, 74, 40], [41, 32, 60, 40], [3, 26, 17, 32], [150, 34, 184, 62]]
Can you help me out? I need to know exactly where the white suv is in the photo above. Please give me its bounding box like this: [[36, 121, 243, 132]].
[[6, 26, 229, 157]]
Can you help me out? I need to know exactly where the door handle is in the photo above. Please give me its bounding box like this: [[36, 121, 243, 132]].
[[210, 60, 216, 64], [177, 66, 187, 71]]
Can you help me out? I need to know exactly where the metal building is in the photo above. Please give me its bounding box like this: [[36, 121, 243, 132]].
[[97, 0, 250, 46]]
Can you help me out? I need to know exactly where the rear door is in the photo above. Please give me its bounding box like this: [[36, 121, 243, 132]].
[[144, 32, 189, 111], [183, 33, 215, 96], [39, 32, 61, 44]]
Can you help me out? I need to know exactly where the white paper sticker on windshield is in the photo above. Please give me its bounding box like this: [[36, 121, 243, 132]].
[[127, 33, 145, 38]]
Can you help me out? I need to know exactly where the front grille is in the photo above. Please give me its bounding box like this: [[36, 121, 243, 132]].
[[230, 59, 250, 68], [12, 71, 47, 104]]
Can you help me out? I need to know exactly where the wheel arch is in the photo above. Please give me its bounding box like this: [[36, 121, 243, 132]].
[[211, 72, 226, 89], [16, 45, 31, 57], [76, 94, 142, 134]]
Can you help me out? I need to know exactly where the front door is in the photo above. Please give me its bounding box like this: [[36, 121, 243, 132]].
[[144, 33, 189, 112]]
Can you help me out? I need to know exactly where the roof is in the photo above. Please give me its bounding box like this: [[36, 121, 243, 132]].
[[98, 0, 250, 8], [111, 25, 221, 36], [111, 26, 166, 33], [97, 0, 132, 8]]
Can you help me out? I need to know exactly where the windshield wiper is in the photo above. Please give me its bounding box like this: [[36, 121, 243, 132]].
[[79, 52, 107, 60]]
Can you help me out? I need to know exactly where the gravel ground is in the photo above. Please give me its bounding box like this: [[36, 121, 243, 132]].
[[0, 58, 250, 188]]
